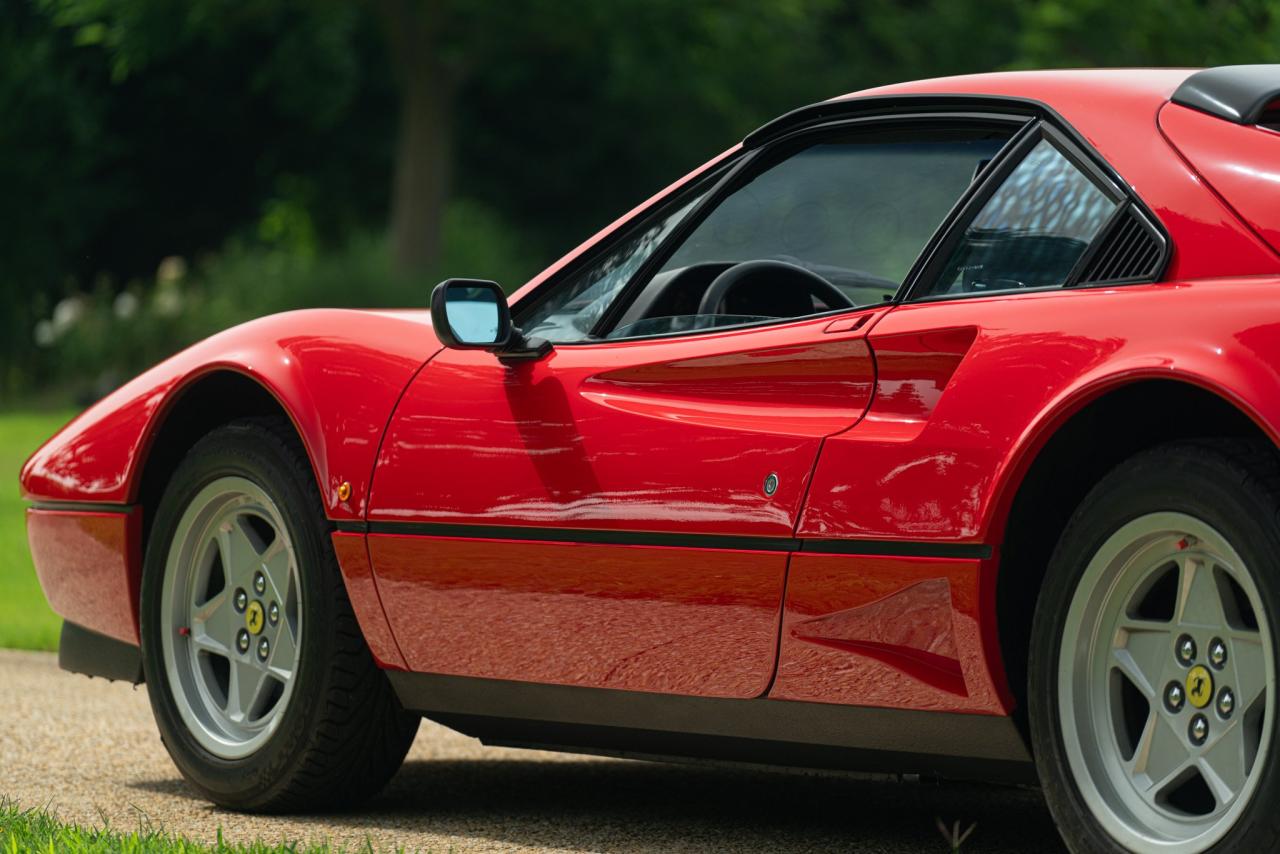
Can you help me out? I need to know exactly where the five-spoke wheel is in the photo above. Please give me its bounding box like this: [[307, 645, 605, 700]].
[[1032, 442, 1280, 853], [160, 476, 302, 758], [1059, 513, 1272, 848], [141, 419, 418, 811]]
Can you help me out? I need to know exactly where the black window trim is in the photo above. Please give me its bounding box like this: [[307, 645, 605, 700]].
[[588, 111, 1029, 341], [510, 158, 743, 335], [901, 121, 1111, 303], [512, 94, 1172, 345], [1063, 200, 1167, 287], [899, 120, 1171, 304], [513, 109, 1030, 345], [584, 146, 767, 339]]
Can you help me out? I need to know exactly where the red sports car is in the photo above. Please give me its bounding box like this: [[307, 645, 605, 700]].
[[21, 65, 1280, 851]]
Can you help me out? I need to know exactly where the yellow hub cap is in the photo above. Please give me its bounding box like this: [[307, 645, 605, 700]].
[[1186, 664, 1213, 709], [245, 601, 265, 635]]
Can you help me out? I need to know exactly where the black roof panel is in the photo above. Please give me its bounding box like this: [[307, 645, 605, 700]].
[[1171, 65, 1280, 123], [742, 94, 1039, 149]]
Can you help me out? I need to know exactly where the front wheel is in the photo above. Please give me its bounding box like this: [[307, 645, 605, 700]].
[[1031, 441, 1280, 852], [141, 418, 419, 811]]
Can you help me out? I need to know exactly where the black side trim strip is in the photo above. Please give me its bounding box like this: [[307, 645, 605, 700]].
[[353, 519, 992, 560], [745, 94, 1040, 148], [801, 539, 993, 560], [59, 621, 144, 684], [365, 521, 797, 552], [30, 500, 134, 515]]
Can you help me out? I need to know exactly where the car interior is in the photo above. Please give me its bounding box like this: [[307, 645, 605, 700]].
[[519, 123, 1018, 343]]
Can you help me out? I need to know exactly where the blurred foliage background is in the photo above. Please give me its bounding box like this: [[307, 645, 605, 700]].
[[2, 0, 1278, 405]]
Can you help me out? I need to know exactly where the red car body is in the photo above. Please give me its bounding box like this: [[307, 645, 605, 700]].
[[22, 68, 1280, 780]]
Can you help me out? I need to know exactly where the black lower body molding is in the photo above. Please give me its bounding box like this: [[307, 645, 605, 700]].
[[389, 671, 1035, 783], [59, 621, 144, 684]]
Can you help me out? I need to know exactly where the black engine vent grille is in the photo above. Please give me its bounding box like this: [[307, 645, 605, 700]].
[[1076, 205, 1166, 285]]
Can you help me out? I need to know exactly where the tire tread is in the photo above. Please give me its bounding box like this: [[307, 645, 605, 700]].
[[1030, 438, 1280, 852], [143, 417, 418, 813]]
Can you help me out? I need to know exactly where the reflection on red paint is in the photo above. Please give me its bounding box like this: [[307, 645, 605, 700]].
[[330, 532, 406, 670], [370, 308, 885, 536], [801, 281, 1280, 545], [581, 337, 875, 436], [20, 310, 440, 520], [772, 554, 1004, 713], [369, 534, 788, 698], [1159, 102, 1280, 259], [26, 509, 142, 644], [850, 326, 976, 442], [791, 577, 966, 696]]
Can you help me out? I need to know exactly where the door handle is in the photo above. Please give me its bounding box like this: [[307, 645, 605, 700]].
[[823, 315, 871, 334]]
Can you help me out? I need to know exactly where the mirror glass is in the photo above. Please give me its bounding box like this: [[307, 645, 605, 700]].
[[445, 284, 501, 345]]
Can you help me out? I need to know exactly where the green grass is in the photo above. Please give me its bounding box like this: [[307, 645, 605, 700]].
[[0, 409, 77, 650], [0, 800, 411, 853]]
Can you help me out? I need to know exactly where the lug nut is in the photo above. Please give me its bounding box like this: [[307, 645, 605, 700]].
[[1164, 681, 1186, 713], [1218, 687, 1235, 719], [253, 571, 266, 595], [267, 601, 279, 625], [1189, 713, 1209, 746], [233, 588, 248, 612], [1176, 634, 1197, 666], [1209, 638, 1228, 669], [257, 636, 270, 662], [236, 629, 250, 653]]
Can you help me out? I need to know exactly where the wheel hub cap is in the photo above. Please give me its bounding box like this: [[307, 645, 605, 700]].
[[245, 600, 266, 635]]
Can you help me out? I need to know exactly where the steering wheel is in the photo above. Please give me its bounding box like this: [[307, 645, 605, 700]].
[[696, 259, 854, 317]]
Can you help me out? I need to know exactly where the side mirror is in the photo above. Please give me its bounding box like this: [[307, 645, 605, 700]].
[[430, 279, 551, 362]]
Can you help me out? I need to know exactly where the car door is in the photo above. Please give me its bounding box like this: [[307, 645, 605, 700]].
[[774, 122, 1162, 713], [365, 117, 1021, 698]]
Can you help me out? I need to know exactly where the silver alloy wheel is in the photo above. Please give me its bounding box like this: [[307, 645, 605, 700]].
[[1059, 512, 1274, 852], [160, 476, 302, 759]]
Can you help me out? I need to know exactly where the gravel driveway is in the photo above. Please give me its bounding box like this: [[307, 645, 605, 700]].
[[0, 649, 1063, 852]]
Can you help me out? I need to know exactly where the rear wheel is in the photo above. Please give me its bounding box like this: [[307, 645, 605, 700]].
[[1031, 442, 1280, 852], [141, 418, 419, 811]]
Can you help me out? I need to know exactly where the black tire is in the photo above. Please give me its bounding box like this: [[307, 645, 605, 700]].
[[1029, 440, 1280, 852], [140, 418, 419, 812]]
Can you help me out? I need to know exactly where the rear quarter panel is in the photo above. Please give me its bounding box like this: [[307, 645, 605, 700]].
[[801, 280, 1280, 546], [1159, 102, 1280, 259], [780, 279, 1280, 713]]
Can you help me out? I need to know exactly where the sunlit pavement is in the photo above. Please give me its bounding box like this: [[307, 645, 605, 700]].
[[0, 649, 1062, 852]]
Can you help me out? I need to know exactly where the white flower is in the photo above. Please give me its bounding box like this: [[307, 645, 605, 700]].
[[113, 291, 140, 320], [154, 285, 183, 318], [51, 297, 85, 337], [157, 256, 187, 284], [34, 319, 55, 347]]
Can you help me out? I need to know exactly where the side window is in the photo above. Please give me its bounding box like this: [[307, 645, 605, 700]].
[[922, 138, 1118, 297], [520, 187, 708, 342], [604, 126, 1014, 340]]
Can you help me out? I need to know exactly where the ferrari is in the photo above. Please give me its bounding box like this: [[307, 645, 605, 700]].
[[21, 65, 1280, 852]]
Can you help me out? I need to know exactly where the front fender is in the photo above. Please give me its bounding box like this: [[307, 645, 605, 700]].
[[20, 308, 440, 521]]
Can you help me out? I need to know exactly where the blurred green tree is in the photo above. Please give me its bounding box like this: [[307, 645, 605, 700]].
[[1013, 0, 1280, 67], [40, 0, 843, 273], [4, 0, 1278, 401]]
